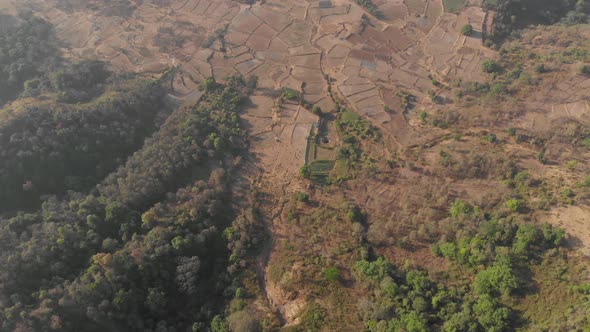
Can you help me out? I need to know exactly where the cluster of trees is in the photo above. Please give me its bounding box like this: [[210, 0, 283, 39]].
[[0, 173, 232, 331], [57, 0, 140, 18], [438, 149, 518, 180], [47, 60, 114, 103], [98, 76, 248, 209], [433, 218, 565, 268], [357, 216, 568, 331], [355, 260, 501, 331], [0, 15, 173, 212], [0, 76, 253, 331], [330, 107, 380, 181], [487, 0, 590, 42], [0, 14, 61, 105], [0, 78, 166, 211], [0, 14, 126, 106], [335, 109, 380, 142], [355, 0, 381, 17], [356, 257, 470, 332]]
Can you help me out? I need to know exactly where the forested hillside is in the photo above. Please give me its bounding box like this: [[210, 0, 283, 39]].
[[0, 14, 256, 331], [0, 76, 252, 331], [486, 0, 590, 42], [0, 14, 61, 105], [0, 78, 166, 211]]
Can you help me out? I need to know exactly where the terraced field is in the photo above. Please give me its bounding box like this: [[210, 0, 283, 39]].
[[2, 0, 584, 150]]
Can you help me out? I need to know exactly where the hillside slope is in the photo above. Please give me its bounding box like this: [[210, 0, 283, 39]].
[[0, 0, 589, 331]]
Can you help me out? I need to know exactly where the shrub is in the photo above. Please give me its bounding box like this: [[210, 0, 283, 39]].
[[229, 298, 246, 312], [419, 111, 428, 122], [490, 83, 507, 95], [568, 160, 579, 170], [579, 64, 590, 76], [200, 77, 217, 91], [450, 199, 472, 218], [227, 311, 260, 332], [347, 205, 363, 222], [427, 90, 437, 102], [481, 60, 500, 73], [294, 191, 309, 202], [324, 267, 340, 282], [534, 64, 546, 73], [541, 223, 566, 247], [235, 287, 245, 299], [299, 302, 326, 331], [507, 127, 516, 136], [484, 133, 497, 143], [299, 165, 311, 178], [461, 24, 474, 36], [535, 151, 545, 164], [505, 199, 522, 212], [439, 150, 453, 167]]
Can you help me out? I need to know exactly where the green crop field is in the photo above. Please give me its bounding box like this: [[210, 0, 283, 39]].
[[309, 159, 335, 175], [443, 0, 465, 12], [340, 109, 360, 123]]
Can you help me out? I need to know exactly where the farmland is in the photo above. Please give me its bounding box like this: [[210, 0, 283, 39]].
[[0, 0, 589, 330]]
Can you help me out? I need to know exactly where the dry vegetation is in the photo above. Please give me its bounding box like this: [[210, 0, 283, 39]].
[[0, 0, 589, 330]]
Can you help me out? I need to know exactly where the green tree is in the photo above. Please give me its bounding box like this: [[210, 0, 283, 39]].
[[210, 315, 229, 332], [356, 257, 394, 281], [473, 295, 511, 332], [541, 223, 566, 247], [512, 224, 540, 255], [443, 306, 478, 332], [461, 24, 474, 36], [389, 311, 428, 332], [439, 242, 457, 259], [474, 262, 518, 296], [200, 77, 217, 91]]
